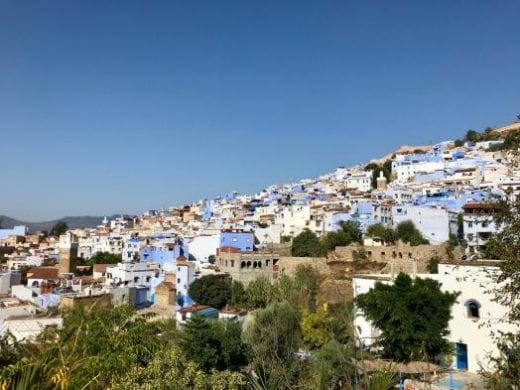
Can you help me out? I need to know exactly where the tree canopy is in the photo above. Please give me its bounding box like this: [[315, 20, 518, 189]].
[[355, 273, 459, 363], [86, 251, 122, 266], [188, 274, 232, 309], [50, 221, 68, 237], [395, 220, 429, 246], [291, 229, 326, 257]]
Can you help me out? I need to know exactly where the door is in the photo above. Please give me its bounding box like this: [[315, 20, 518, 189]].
[[456, 343, 468, 370]]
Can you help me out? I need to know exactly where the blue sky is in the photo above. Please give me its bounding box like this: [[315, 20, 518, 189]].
[[1, 1, 519, 221]]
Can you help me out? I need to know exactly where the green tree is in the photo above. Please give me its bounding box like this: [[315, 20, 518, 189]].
[[86, 251, 122, 266], [188, 274, 232, 309], [365, 224, 396, 244], [178, 316, 247, 372], [291, 229, 326, 257], [110, 346, 246, 390], [480, 199, 520, 388], [322, 221, 362, 251], [0, 306, 174, 389], [426, 256, 440, 273], [207, 254, 216, 264], [50, 221, 68, 237], [395, 220, 429, 246], [244, 301, 301, 387], [245, 276, 276, 309], [355, 273, 459, 362], [465, 129, 480, 143]]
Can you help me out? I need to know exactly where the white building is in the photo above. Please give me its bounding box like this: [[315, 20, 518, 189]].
[[462, 202, 500, 256], [105, 262, 160, 289], [346, 171, 372, 193], [392, 204, 450, 244], [352, 262, 517, 373], [392, 156, 444, 184]]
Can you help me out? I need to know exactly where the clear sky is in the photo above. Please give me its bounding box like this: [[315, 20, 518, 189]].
[[1, 1, 519, 221]]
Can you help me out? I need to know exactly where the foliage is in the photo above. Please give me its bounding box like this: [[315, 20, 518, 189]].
[[488, 129, 520, 152], [426, 255, 440, 273], [244, 301, 301, 387], [301, 306, 334, 349], [395, 220, 429, 246], [355, 273, 459, 362], [322, 221, 363, 252], [279, 265, 320, 311], [480, 199, 520, 387], [109, 346, 246, 390], [291, 229, 326, 257], [281, 235, 292, 243], [208, 254, 216, 264], [308, 340, 356, 389], [50, 221, 68, 237], [245, 276, 277, 309], [178, 316, 247, 372], [366, 160, 392, 189], [86, 251, 121, 266], [365, 224, 396, 244], [352, 248, 368, 262], [188, 274, 232, 309], [465, 129, 480, 143], [1, 306, 175, 389], [0, 333, 27, 369]]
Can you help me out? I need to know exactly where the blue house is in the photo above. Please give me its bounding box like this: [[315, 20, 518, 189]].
[[219, 230, 254, 252], [140, 243, 189, 266]]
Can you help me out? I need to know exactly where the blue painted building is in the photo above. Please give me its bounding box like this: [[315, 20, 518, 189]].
[[219, 230, 254, 251], [140, 243, 189, 266]]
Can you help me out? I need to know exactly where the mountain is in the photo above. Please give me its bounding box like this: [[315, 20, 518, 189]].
[[0, 215, 112, 233]]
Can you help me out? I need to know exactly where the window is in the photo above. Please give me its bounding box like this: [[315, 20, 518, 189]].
[[177, 278, 181, 284], [465, 300, 481, 319]]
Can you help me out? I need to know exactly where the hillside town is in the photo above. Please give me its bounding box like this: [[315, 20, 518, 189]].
[[2, 120, 520, 388]]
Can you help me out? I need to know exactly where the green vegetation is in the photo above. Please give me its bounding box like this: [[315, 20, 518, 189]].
[[480, 199, 520, 388], [395, 220, 429, 246], [365, 160, 392, 189], [291, 229, 326, 257], [50, 220, 68, 237], [356, 273, 459, 363], [426, 255, 440, 273], [365, 223, 397, 244], [188, 274, 233, 309], [85, 251, 121, 266], [207, 254, 216, 264], [321, 220, 363, 252], [179, 316, 247, 371]]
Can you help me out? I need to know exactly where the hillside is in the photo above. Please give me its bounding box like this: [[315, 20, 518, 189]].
[[0, 215, 110, 233]]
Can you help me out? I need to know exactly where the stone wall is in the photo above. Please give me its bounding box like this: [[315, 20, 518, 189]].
[[278, 256, 329, 276]]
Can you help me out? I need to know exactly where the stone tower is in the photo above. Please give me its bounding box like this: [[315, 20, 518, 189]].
[[376, 170, 388, 191], [59, 232, 78, 274]]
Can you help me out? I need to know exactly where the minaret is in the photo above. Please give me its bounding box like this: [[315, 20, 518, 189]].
[[376, 171, 388, 191], [59, 232, 78, 275]]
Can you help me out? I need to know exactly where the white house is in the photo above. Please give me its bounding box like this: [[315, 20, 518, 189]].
[[352, 261, 517, 373], [462, 202, 500, 256], [392, 204, 450, 244]]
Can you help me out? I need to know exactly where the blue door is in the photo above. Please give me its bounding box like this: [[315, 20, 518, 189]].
[[456, 343, 468, 370]]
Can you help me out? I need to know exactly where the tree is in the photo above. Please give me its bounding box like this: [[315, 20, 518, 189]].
[[207, 255, 216, 264], [86, 251, 121, 266], [291, 229, 326, 257], [366, 224, 396, 244], [355, 273, 459, 362], [111, 347, 245, 390], [480, 199, 520, 388], [50, 221, 68, 237], [322, 221, 362, 251], [0, 306, 174, 389], [301, 306, 333, 349], [395, 220, 429, 246], [244, 301, 301, 388], [245, 276, 276, 309], [426, 256, 440, 273], [178, 316, 247, 372], [188, 274, 232, 309], [465, 129, 480, 143]]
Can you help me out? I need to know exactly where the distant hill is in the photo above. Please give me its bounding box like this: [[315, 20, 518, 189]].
[[0, 215, 114, 233]]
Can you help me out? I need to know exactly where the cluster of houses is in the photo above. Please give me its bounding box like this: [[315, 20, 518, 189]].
[[1, 120, 520, 374]]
